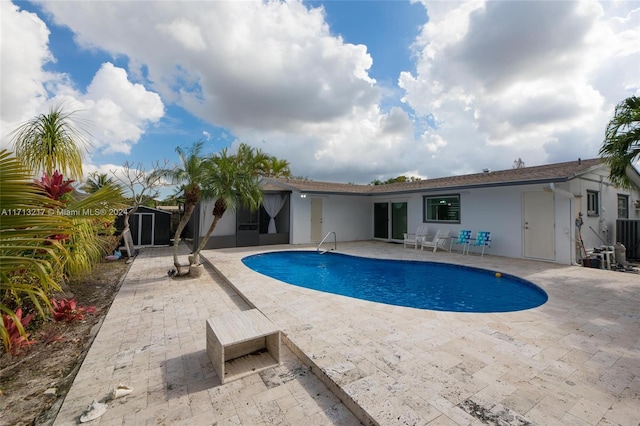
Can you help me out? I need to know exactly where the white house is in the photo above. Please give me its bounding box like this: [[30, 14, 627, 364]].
[[191, 158, 640, 265]]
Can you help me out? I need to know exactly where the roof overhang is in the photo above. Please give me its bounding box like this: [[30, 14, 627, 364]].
[[626, 164, 640, 189]]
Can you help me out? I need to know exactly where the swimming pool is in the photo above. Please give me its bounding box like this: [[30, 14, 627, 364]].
[[242, 251, 548, 313]]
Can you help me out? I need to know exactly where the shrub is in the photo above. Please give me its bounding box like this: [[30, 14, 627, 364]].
[[51, 298, 96, 323], [1, 308, 36, 356]]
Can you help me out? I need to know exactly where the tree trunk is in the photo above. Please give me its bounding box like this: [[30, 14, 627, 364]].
[[118, 205, 139, 246], [172, 203, 195, 274], [189, 199, 227, 275], [190, 215, 221, 268]]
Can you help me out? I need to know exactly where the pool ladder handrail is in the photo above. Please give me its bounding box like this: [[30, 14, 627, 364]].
[[317, 231, 336, 254]]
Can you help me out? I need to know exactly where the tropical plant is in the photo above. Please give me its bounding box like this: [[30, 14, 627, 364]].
[[260, 156, 292, 178], [188, 144, 267, 272], [35, 168, 124, 277], [162, 141, 212, 274], [10, 104, 87, 180], [599, 96, 640, 188], [34, 170, 75, 201], [51, 298, 96, 322], [0, 150, 73, 352], [82, 172, 119, 194], [2, 308, 36, 355], [61, 185, 126, 277], [0, 150, 123, 352], [371, 176, 422, 185]]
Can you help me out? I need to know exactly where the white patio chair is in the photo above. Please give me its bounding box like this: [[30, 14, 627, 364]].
[[421, 229, 451, 252], [403, 225, 430, 249]]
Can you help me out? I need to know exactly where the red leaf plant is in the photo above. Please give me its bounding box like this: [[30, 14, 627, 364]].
[[34, 170, 75, 201], [38, 328, 67, 345], [2, 308, 37, 356], [51, 298, 96, 322]]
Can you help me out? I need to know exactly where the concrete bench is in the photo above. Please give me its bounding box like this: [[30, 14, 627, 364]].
[[206, 309, 280, 384]]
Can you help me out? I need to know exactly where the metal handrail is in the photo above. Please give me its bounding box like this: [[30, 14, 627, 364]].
[[317, 231, 336, 254]]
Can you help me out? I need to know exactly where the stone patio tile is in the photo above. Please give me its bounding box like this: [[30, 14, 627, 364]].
[[566, 396, 612, 425], [54, 242, 640, 425]]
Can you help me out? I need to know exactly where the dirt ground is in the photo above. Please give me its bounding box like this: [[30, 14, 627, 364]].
[[0, 259, 131, 426]]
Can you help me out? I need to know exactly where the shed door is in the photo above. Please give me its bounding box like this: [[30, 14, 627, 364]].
[[131, 213, 154, 246], [139, 213, 154, 246], [523, 191, 555, 260]]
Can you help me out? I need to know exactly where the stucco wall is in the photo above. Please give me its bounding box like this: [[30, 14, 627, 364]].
[[198, 199, 236, 237], [290, 192, 371, 244], [569, 170, 640, 250], [367, 184, 577, 263]]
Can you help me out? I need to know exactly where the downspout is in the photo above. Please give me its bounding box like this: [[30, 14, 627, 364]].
[[598, 175, 610, 243]]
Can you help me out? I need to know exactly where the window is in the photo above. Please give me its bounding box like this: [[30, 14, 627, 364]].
[[618, 194, 629, 219], [424, 194, 460, 223], [587, 190, 599, 216]]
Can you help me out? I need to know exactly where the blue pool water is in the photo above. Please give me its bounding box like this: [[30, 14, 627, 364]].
[[242, 251, 548, 313]]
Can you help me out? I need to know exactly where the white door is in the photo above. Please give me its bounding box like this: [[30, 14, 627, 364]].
[[310, 198, 323, 242], [523, 191, 555, 260]]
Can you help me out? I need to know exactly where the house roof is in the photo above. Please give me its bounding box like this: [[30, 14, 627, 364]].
[[261, 158, 610, 196], [261, 178, 372, 194]]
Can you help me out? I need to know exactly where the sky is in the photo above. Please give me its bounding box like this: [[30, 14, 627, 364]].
[[1, 0, 639, 197]]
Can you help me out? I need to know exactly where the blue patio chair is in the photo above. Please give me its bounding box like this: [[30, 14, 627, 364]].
[[469, 231, 491, 257], [450, 230, 472, 254]]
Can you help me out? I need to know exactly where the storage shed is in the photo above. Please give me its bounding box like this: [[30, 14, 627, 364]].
[[115, 206, 172, 246]]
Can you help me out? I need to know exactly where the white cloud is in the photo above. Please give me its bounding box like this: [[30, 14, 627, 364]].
[[31, 0, 411, 181], [0, 2, 54, 137], [4, 0, 639, 184], [36, 1, 378, 131], [157, 18, 206, 52], [81, 63, 164, 154], [1, 4, 164, 156], [400, 0, 640, 174]]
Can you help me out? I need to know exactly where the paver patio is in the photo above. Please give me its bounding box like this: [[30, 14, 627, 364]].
[[53, 246, 360, 425], [55, 241, 640, 425]]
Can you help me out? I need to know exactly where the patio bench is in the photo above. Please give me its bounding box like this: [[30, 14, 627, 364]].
[[206, 309, 281, 384]]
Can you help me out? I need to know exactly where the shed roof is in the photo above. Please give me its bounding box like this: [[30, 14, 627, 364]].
[[261, 158, 610, 195]]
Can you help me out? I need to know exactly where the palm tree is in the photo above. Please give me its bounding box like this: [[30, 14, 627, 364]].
[[83, 172, 118, 193], [10, 104, 87, 180], [189, 144, 267, 273], [163, 141, 211, 274], [599, 96, 640, 188], [261, 156, 292, 178]]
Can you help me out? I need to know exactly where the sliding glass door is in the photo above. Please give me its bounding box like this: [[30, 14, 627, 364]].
[[391, 202, 408, 240], [374, 202, 407, 241], [374, 203, 389, 239]]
